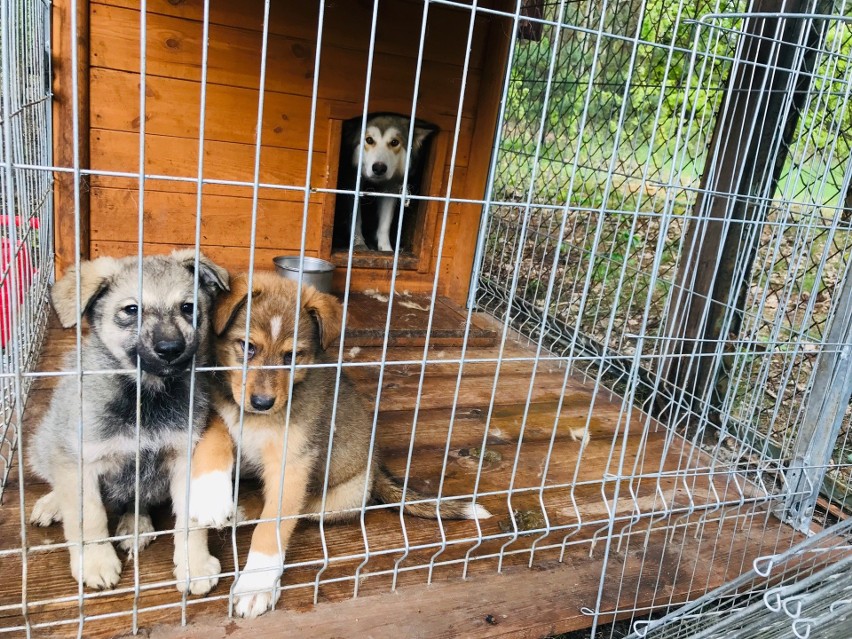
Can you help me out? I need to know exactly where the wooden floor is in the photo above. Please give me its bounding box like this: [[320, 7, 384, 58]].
[[0, 295, 806, 638]]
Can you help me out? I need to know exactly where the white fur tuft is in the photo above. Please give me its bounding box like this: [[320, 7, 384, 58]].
[[270, 316, 283, 341], [465, 503, 492, 520], [347, 346, 362, 358]]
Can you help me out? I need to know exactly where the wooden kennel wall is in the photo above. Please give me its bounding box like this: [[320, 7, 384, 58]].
[[51, 0, 513, 303]]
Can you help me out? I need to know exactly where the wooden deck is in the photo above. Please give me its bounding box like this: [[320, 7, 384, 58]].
[[0, 296, 805, 638]]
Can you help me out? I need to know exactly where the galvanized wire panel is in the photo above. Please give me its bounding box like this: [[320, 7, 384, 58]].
[[5, 0, 852, 636], [478, 0, 746, 365], [475, 2, 852, 635], [0, 0, 53, 501], [478, 0, 852, 513], [625, 516, 852, 639]]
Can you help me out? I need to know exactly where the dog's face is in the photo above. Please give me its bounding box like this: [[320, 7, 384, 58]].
[[214, 272, 342, 415], [51, 250, 229, 378], [351, 115, 433, 185]]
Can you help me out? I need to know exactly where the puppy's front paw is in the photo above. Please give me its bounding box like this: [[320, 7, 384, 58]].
[[174, 551, 221, 595], [232, 552, 281, 618], [70, 542, 122, 590], [188, 470, 235, 528], [377, 240, 393, 252], [30, 491, 62, 527], [116, 511, 156, 555]]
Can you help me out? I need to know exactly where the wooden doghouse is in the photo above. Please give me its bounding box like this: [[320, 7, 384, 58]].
[[52, 0, 514, 303]]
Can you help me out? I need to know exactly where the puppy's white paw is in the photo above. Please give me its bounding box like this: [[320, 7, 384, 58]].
[[188, 470, 234, 528], [116, 511, 156, 555], [233, 551, 281, 618], [30, 492, 62, 527], [70, 542, 122, 590], [174, 551, 221, 595], [377, 240, 393, 252]]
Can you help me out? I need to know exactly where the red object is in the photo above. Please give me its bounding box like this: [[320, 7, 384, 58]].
[[0, 216, 39, 348]]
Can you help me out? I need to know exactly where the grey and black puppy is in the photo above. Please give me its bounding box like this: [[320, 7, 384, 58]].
[[28, 249, 229, 594]]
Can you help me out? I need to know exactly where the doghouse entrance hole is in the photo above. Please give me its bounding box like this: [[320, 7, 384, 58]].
[[331, 113, 438, 262]]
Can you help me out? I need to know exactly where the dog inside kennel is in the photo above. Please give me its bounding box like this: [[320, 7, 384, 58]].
[[4, 0, 852, 637], [331, 113, 438, 256]]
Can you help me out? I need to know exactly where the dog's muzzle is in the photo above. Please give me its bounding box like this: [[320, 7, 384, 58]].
[[137, 334, 199, 377]]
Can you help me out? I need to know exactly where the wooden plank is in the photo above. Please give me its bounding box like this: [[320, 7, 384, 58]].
[[89, 187, 323, 249], [99, 0, 489, 70], [144, 511, 802, 639], [89, 129, 326, 199], [90, 67, 473, 168], [341, 294, 496, 347], [51, 0, 90, 277], [413, 130, 450, 274], [89, 240, 318, 274], [89, 240, 453, 296], [90, 69, 475, 167], [1, 297, 808, 639], [90, 67, 318, 152], [442, 4, 514, 304], [319, 119, 342, 260], [89, 4, 481, 120]]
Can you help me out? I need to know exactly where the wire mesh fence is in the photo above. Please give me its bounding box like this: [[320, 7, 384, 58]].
[[478, 0, 852, 529], [0, 0, 53, 501], [626, 515, 852, 639], [2, 0, 852, 637]]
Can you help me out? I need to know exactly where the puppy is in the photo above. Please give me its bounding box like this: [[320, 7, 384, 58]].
[[29, 250, 229, 594], [343, 113, 435, 252], [189, 271, 490, 617]]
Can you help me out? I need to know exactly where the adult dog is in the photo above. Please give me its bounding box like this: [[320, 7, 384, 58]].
[[29, 250, 228, 594], [341, 113, 435, 252], [188, 271, 490, 618]]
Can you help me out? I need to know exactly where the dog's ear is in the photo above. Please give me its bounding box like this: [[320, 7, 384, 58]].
[[411, 124, 436, 154], [213, 273, 263, 336], [51, 257, 124, 328], [171, 249, 230, 294], [302, 287, 342, 350]]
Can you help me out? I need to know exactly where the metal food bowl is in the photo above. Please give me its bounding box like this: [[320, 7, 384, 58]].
[[273, 256, 336, 293]]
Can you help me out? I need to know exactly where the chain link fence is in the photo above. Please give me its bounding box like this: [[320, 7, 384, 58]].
[[476, 0, 852, 525]]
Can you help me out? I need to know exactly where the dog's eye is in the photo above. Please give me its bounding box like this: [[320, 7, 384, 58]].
[[180, 303, 194, 316], [283, 351, 304, 366], [390, 139, 400, 147], [239, 341, 256, 360], [365, 136, 374, 145], [123, 304, 138, 316]]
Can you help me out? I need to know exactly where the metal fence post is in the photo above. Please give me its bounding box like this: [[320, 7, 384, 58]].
[[782, 262, 852, 533]]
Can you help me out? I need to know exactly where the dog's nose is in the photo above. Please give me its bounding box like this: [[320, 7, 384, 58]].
[[250, 395, 275, 411], [372, 162, 387, 176], [154, 339, 185, 362]]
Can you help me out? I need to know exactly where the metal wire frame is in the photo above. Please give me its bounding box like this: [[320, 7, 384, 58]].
[[480, 2, 852, 636], [2, 0, 852, 637], [0, 0, 53, 501], [626, 515, 852, 639]]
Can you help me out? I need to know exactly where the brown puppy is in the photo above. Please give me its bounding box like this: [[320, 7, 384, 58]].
[[188, 271, 490, 618]]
